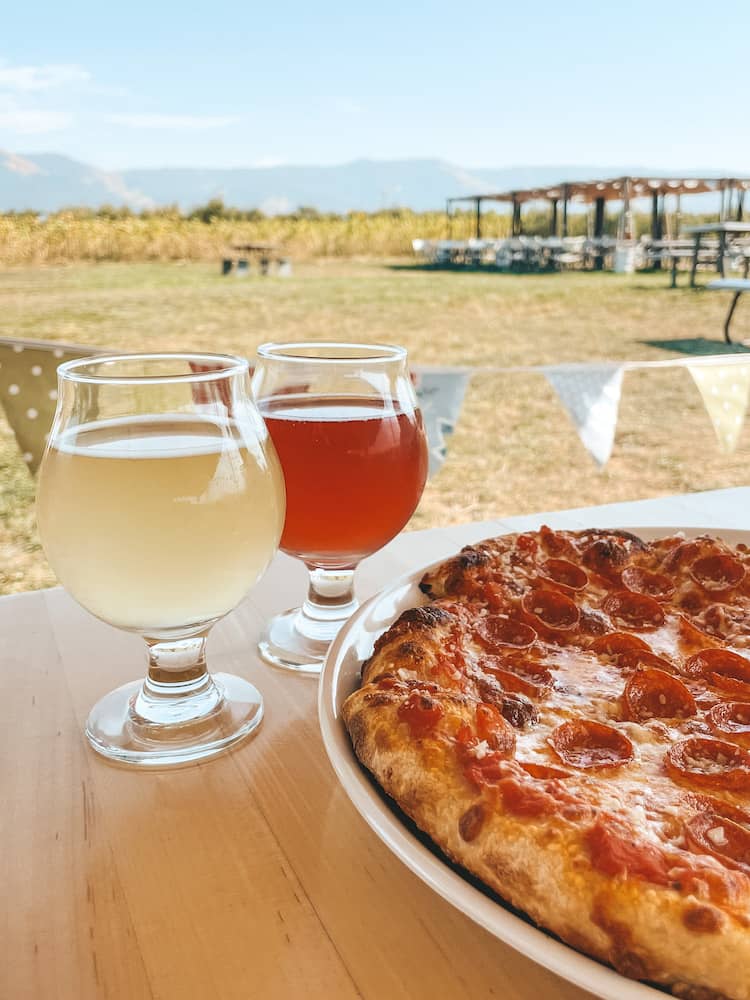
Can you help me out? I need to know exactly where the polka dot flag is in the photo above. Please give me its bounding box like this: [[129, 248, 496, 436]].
[[687, 363, 750, 453], [0, 338, 104, 474], [543, 363, 625, 468]]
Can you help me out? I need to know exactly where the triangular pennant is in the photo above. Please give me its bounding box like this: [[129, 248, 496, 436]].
[[413, 369, 472, 477], [543, 364, 624, 468], [0, 337, 104, 474], [687, 363, 750, 453]]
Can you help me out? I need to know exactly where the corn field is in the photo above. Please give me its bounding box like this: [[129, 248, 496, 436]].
[[0, 207, 710, 265]]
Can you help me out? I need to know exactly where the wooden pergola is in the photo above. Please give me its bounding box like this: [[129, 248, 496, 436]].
[[446, 176, 750, 240]]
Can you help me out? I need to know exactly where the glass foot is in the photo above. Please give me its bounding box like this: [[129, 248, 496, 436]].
[[85, 672, 264, 767], [258, 607, 333, 675]]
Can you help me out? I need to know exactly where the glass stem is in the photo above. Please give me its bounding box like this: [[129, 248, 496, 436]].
[[132, 632, 222, 726], [296, 568, 358, 644]]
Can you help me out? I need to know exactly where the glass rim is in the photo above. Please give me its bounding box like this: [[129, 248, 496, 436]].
[[256, 341, 407, 365], [57, 352, 251, 386]]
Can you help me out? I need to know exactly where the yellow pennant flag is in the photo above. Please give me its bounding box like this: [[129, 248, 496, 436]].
[[688, 363, 750, 453]]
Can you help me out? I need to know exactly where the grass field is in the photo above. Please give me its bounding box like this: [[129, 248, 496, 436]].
[[1, 258, 749, 595]]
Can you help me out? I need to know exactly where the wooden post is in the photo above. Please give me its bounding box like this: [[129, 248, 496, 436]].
[[475, 198, 482, 239], [651, 192, 662, 270], [562, 185, 569, 237], [593, 197, 606, 271], [550, 199, 558, 237], [739, 190, 745, 223], [594, 197, 606, 238], [511, 196, 520, 237]]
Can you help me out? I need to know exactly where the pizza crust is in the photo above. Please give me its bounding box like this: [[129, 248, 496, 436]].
[[344, 686, 750, 999]]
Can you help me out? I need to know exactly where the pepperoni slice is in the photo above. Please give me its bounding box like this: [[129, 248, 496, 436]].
[[683, 649, 750, 693], [622, 667, 697, 722], [665, 736, 750, 790], [686, 811, 750, 873], [677, 613, 719, 652], [601, 590, 665, 629], [521, 589, 579, 631], [707, 702, 750, 744], [475, 702, 516, 755], [690, 554, 745, 593], [483, 664, 553, 700], [590, 631, 651, 659], [539, 558, 588, 592], [682, 791, 750, 825], [397, 689, 444, 738], [549, 720, 634, 769], [474, 616, 537, 651], [663, 538, 709, 572], [620, 566, 675, 601], [588, 632, 667, 670]]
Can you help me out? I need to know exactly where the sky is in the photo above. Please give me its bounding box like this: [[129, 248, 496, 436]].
[[1, 0, 749, 172]]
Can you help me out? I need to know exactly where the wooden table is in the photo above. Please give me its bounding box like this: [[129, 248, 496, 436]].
[[685, 221, 750, 287], [5, 487, 749, 999]]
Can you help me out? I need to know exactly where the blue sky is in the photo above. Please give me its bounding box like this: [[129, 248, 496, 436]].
[[2, 0, 749, 171]]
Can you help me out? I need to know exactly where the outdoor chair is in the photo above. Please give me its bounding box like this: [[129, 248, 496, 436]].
[[493, 240, 513, 270], [0, 337, 104, 474]]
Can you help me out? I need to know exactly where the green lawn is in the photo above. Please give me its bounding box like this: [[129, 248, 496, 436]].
[[1, 259, 748, 594]]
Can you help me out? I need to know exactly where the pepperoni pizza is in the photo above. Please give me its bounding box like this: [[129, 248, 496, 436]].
[[342, 528, 750, 1000]]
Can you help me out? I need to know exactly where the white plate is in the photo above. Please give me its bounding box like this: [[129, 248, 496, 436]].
[[318, 526, 750, 1000]]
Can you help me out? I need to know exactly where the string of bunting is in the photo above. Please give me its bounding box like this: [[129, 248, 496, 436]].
[[412, 354, 750, 474]]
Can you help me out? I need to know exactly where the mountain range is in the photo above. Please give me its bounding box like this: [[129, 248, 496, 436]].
[[0, 151, 732, 215]]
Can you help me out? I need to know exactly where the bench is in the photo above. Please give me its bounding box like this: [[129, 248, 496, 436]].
[[706, 279, 750, 344], [646, 240, 716, 288]]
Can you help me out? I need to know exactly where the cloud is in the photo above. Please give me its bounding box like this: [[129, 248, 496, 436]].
[[0, 63, 90, 92], [0, 109, 73, 133], [107, 113, 239, 130]]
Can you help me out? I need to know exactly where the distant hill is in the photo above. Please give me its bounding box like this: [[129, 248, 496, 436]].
[[0, 151, 734, 214]]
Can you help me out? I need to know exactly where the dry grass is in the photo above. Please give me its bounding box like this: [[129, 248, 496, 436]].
[[1, 259, 748, 595]]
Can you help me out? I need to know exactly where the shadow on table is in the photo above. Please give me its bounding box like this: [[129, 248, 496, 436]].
[[640, 337, 750, 356]]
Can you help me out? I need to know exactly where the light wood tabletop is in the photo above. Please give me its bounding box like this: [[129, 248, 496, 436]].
[[4, 486, 749, 1000]]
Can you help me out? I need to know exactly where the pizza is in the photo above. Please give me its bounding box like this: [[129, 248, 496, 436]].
[[342, 527, 750, 1000]]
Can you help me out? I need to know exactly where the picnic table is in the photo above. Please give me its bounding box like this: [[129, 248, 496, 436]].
[[5, 485, 749, 999], [222, 244, 291, 276], [685, 221, 750, 287]]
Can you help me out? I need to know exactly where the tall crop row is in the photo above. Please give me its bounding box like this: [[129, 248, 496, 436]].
[[0, 208, 700, 265]]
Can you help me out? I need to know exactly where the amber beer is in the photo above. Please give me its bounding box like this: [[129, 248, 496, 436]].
[[37, 414, 285, 631], [260, 394, 428, 568]]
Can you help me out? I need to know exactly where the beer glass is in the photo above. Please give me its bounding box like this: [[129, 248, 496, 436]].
[[252, 342, 428, 674], [37, 353, 285, 767]]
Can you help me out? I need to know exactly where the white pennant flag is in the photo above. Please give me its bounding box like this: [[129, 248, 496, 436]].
[[687, 363, 750, 453], [543, 364, 625, 468], [413, 368, 471, 477]]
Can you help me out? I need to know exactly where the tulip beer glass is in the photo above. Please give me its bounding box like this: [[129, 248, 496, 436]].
[[252, 342, 428, 674], [37, 353, 285, 767]]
